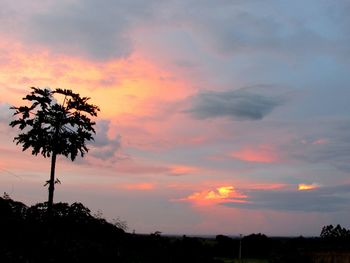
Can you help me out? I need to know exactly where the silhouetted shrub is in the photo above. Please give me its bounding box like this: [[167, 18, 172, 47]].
[[0, 194, 125, 263]]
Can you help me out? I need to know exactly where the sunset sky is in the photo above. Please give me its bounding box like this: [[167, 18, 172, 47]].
[[1, 0, 350, 236]]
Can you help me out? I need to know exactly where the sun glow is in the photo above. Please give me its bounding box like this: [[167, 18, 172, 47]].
[[298, 183, 319, 191], [183, 186, 248, 205]]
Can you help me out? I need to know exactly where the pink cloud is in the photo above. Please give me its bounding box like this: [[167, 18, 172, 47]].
[[168, 165, 199, 176], [123, 183, 155, 190], [230, 144, 279, 163]]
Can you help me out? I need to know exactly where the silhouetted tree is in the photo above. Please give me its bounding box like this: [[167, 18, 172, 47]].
[[9, 87, 99, 216], [320, 224, 350, 239], [243, 233, 271, 258]]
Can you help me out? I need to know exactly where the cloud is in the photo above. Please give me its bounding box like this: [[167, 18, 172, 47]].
[[186, 88, 283, 121], [1, 0, 348, 64], [186, 3, 330, 57], [27, 0, 157, 60], [179, 185, 248, 206], [168, 165, 199, 176], [224, 184, 350, 212], [289, 120, 350, 173], [231, 144, 279, 163], [136, 0, 334, 61], [90, 120, 121, 160], [122, 182, 155, 190], [0, 102, 12, 124], [298, 183, 320, 191]]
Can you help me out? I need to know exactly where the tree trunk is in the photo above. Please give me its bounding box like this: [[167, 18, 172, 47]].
[[48, 122, 60, 218], [47, 151, 57, 217]]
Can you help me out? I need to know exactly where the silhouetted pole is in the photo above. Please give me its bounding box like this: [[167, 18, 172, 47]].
[[239, 234, 242, 263], [48, 124, 59, 218], [47, 151, 57, 217]]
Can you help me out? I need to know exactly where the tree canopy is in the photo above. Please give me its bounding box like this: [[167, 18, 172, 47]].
[[320, 224, 350, 239], [10, 87, 100, 161]]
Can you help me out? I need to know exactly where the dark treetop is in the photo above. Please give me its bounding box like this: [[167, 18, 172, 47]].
[[9, 87, 100, 161]]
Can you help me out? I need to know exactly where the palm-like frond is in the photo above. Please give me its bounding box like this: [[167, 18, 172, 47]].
[[9, 87, 100, 161]]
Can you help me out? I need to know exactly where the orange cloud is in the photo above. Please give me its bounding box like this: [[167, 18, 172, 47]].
[[0, 39, 191, 120], [231, 144, 278, 163], [0, 38, 206, 157], [181, 186, 248, 205], [298, 183, 320, 191]]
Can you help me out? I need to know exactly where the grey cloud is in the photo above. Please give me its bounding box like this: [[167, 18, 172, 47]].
[[28, 0, 157, 60], [170, 1, 350, 65], [204, 13, 327, 57], [2, 0, 348, 62], [90, 120, 121, 159], [287, 120, 350, 173], [0, 102, 12, 123], [159, 0, 332, 58], [186, 88, 283, 121], [224, 184, 350, 212]]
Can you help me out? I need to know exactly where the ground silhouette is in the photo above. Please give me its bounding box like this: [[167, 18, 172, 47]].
[[1, 194, 350, 263]]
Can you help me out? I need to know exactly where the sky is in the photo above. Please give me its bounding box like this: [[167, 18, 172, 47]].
[[0, 0, 350, 236]]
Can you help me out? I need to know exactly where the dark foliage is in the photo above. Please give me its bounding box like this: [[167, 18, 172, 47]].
[[0, 194, 124, 263], [242, 233, 272, 258], [10, 87, 99, 161], [215, 234, 236, 258], [320, 224, 350, 240]]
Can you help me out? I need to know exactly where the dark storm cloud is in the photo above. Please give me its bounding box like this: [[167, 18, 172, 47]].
[[224, 184, 350, 212], [186, 89, 283, 121], [28, 0, 157, 60]]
